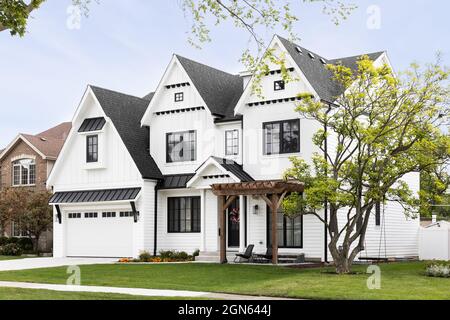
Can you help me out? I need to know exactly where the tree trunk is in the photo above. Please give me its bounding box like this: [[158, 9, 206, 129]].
[[32, 234, 40, 256]]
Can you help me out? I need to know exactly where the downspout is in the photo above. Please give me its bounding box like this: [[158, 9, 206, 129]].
[[153, 185, 158, 256], [324, 103, 332, 263]]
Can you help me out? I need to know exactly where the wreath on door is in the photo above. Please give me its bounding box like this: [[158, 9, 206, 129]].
[[229, 207, 240, 224]]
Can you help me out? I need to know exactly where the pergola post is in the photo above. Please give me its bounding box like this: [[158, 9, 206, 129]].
[[271, 194, 279, 265], [218, 195, 227, 264]]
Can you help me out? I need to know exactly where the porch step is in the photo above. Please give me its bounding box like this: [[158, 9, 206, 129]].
[[195, 251, 238, 263]]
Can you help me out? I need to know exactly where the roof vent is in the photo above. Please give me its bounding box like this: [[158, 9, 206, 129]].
[[320, 58, 327, 64], [295, 46, 303, 54], [40, 137, 47, 142], [308, 52, 315, 59]]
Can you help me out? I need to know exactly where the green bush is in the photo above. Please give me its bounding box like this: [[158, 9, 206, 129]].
[[0, 237, 33, 252], [159, 250, 192, 261], [0, 243, 23, 256], [138, 251, 153, 262], [193, 249, 200, 258]]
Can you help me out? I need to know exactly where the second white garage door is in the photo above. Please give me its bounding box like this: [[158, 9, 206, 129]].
[[66, 211, 134, 258]]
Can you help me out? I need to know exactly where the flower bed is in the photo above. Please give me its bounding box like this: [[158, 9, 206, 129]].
[[118, 250, 199, 263]]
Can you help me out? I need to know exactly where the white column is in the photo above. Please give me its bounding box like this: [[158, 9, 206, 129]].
[[200, 189, 206, 252], [239, 195, 246, 252]]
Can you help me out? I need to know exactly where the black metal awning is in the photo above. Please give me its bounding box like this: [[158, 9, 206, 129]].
[[78, 117, 106, 132], [49, 187, 141, 204]]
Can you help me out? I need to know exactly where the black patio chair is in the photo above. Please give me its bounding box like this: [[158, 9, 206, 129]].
[[234, 244, 255, 263], [254, 247, 273, 263]]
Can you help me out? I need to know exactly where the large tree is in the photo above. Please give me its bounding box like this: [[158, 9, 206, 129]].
[[282, 56, 450, 274], [0, 187, 29, 236], [17, 190, 53, 254]]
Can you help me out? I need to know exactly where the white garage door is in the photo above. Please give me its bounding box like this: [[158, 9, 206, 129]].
[[66, 211, 134, 258]]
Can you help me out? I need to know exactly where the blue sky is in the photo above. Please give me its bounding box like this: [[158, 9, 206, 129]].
[[0, 0, 449, 147]]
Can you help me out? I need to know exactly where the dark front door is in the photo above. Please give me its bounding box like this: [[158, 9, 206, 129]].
[[228, 198, 240, 247]]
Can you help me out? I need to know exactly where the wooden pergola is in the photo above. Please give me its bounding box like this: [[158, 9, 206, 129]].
[[211, 180, 304, 264]]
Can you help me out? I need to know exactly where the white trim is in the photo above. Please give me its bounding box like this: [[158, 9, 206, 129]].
[[141, 55, 211, 126], [186, 156, 241, 188], [234, 35, 320, 116], [0, 135, 47, 161], [47, 87, 143, 187]]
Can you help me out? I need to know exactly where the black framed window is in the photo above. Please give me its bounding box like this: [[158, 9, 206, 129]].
[[86, 135, 98, 163], [68, 213, 81, 219], [166, 130, 196, 163], [274, 80, 285, 91], [174, 92, 184, 102], [168, 197, 201, 233], [375, 202, 381, 226], [263, 119, 300, 155], [267, 207, 303, 248], [225, 130, 239, 156]]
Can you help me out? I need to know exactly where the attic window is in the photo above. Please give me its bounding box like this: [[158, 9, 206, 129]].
[[308, 52, 315, 59], [295, 46, 303, 54]]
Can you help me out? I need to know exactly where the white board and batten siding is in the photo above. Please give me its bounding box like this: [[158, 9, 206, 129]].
[[51, 90, 155, 258]]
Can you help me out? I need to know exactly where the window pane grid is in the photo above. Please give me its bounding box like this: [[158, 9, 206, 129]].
[[168, 197, 201, 233], [263, 120, 299, 155], [167, 131, 196, 163], [225, 130, 239, 156], [12, 160, 36, 186], [268, 208, 302, 248], [87, 135, 98, 163]]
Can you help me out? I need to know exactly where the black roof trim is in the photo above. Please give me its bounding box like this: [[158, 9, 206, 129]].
[[49, 187, 141, 204], [78, 117, 106, 133]]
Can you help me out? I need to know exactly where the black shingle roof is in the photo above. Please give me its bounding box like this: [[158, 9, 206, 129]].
[[176, 55, 243, 120], [90, 86, 163, 180], [277, 35, 384, 103]]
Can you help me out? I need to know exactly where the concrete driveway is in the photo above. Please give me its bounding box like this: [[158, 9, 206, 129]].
[[0, 257, 117, 271]]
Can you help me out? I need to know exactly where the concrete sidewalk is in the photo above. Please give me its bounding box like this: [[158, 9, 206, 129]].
[[0, 281, 290, 300], [0, 258, 116, 271]]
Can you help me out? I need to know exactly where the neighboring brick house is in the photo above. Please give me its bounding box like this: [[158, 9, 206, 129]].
[[0, 122, 71, 252]]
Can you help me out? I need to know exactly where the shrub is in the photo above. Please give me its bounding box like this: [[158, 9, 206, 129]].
[[159, 250, 192, 261], [139, 251, 153, 262], [16, 238, 33, 252], [426, 263, 450, 278], [193, 249, 200, 258], [0, 243, 23, 256]]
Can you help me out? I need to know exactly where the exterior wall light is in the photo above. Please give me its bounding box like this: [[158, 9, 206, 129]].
[[253, 205, 259, 215]]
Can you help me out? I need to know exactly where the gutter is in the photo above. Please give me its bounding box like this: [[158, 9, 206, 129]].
[[324, 104, 332, 263], [153, 184, 159, 256]]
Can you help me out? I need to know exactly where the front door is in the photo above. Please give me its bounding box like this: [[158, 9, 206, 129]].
[[228, 198, 240, 247]]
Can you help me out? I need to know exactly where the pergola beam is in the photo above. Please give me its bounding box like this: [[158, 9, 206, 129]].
[[213, 180, 304, 265]]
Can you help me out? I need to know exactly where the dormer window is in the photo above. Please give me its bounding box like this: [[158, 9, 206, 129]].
[[274, 80, 285, 91], [174, 92, 184, 102], [86, 135, 98, 163], [12, 159, 36, 186]]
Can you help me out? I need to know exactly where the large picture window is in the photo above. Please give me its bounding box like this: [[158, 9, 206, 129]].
[[168, 197, 201, 233], [86, 135, 98, 163], [225, 130, 239, 156], [267, 207, 303, 248], [166, 131, 196, 163], [263, 119, 300, 155], [12, 159, 36, 186]]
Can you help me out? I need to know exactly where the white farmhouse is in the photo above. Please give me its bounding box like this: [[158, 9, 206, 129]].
[[47, 35, 420, 262]]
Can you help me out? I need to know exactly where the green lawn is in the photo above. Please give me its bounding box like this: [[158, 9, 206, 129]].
[[0, 287, 199, 300], [0, 262, 447, 300], [0, 256, 30, 261]]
